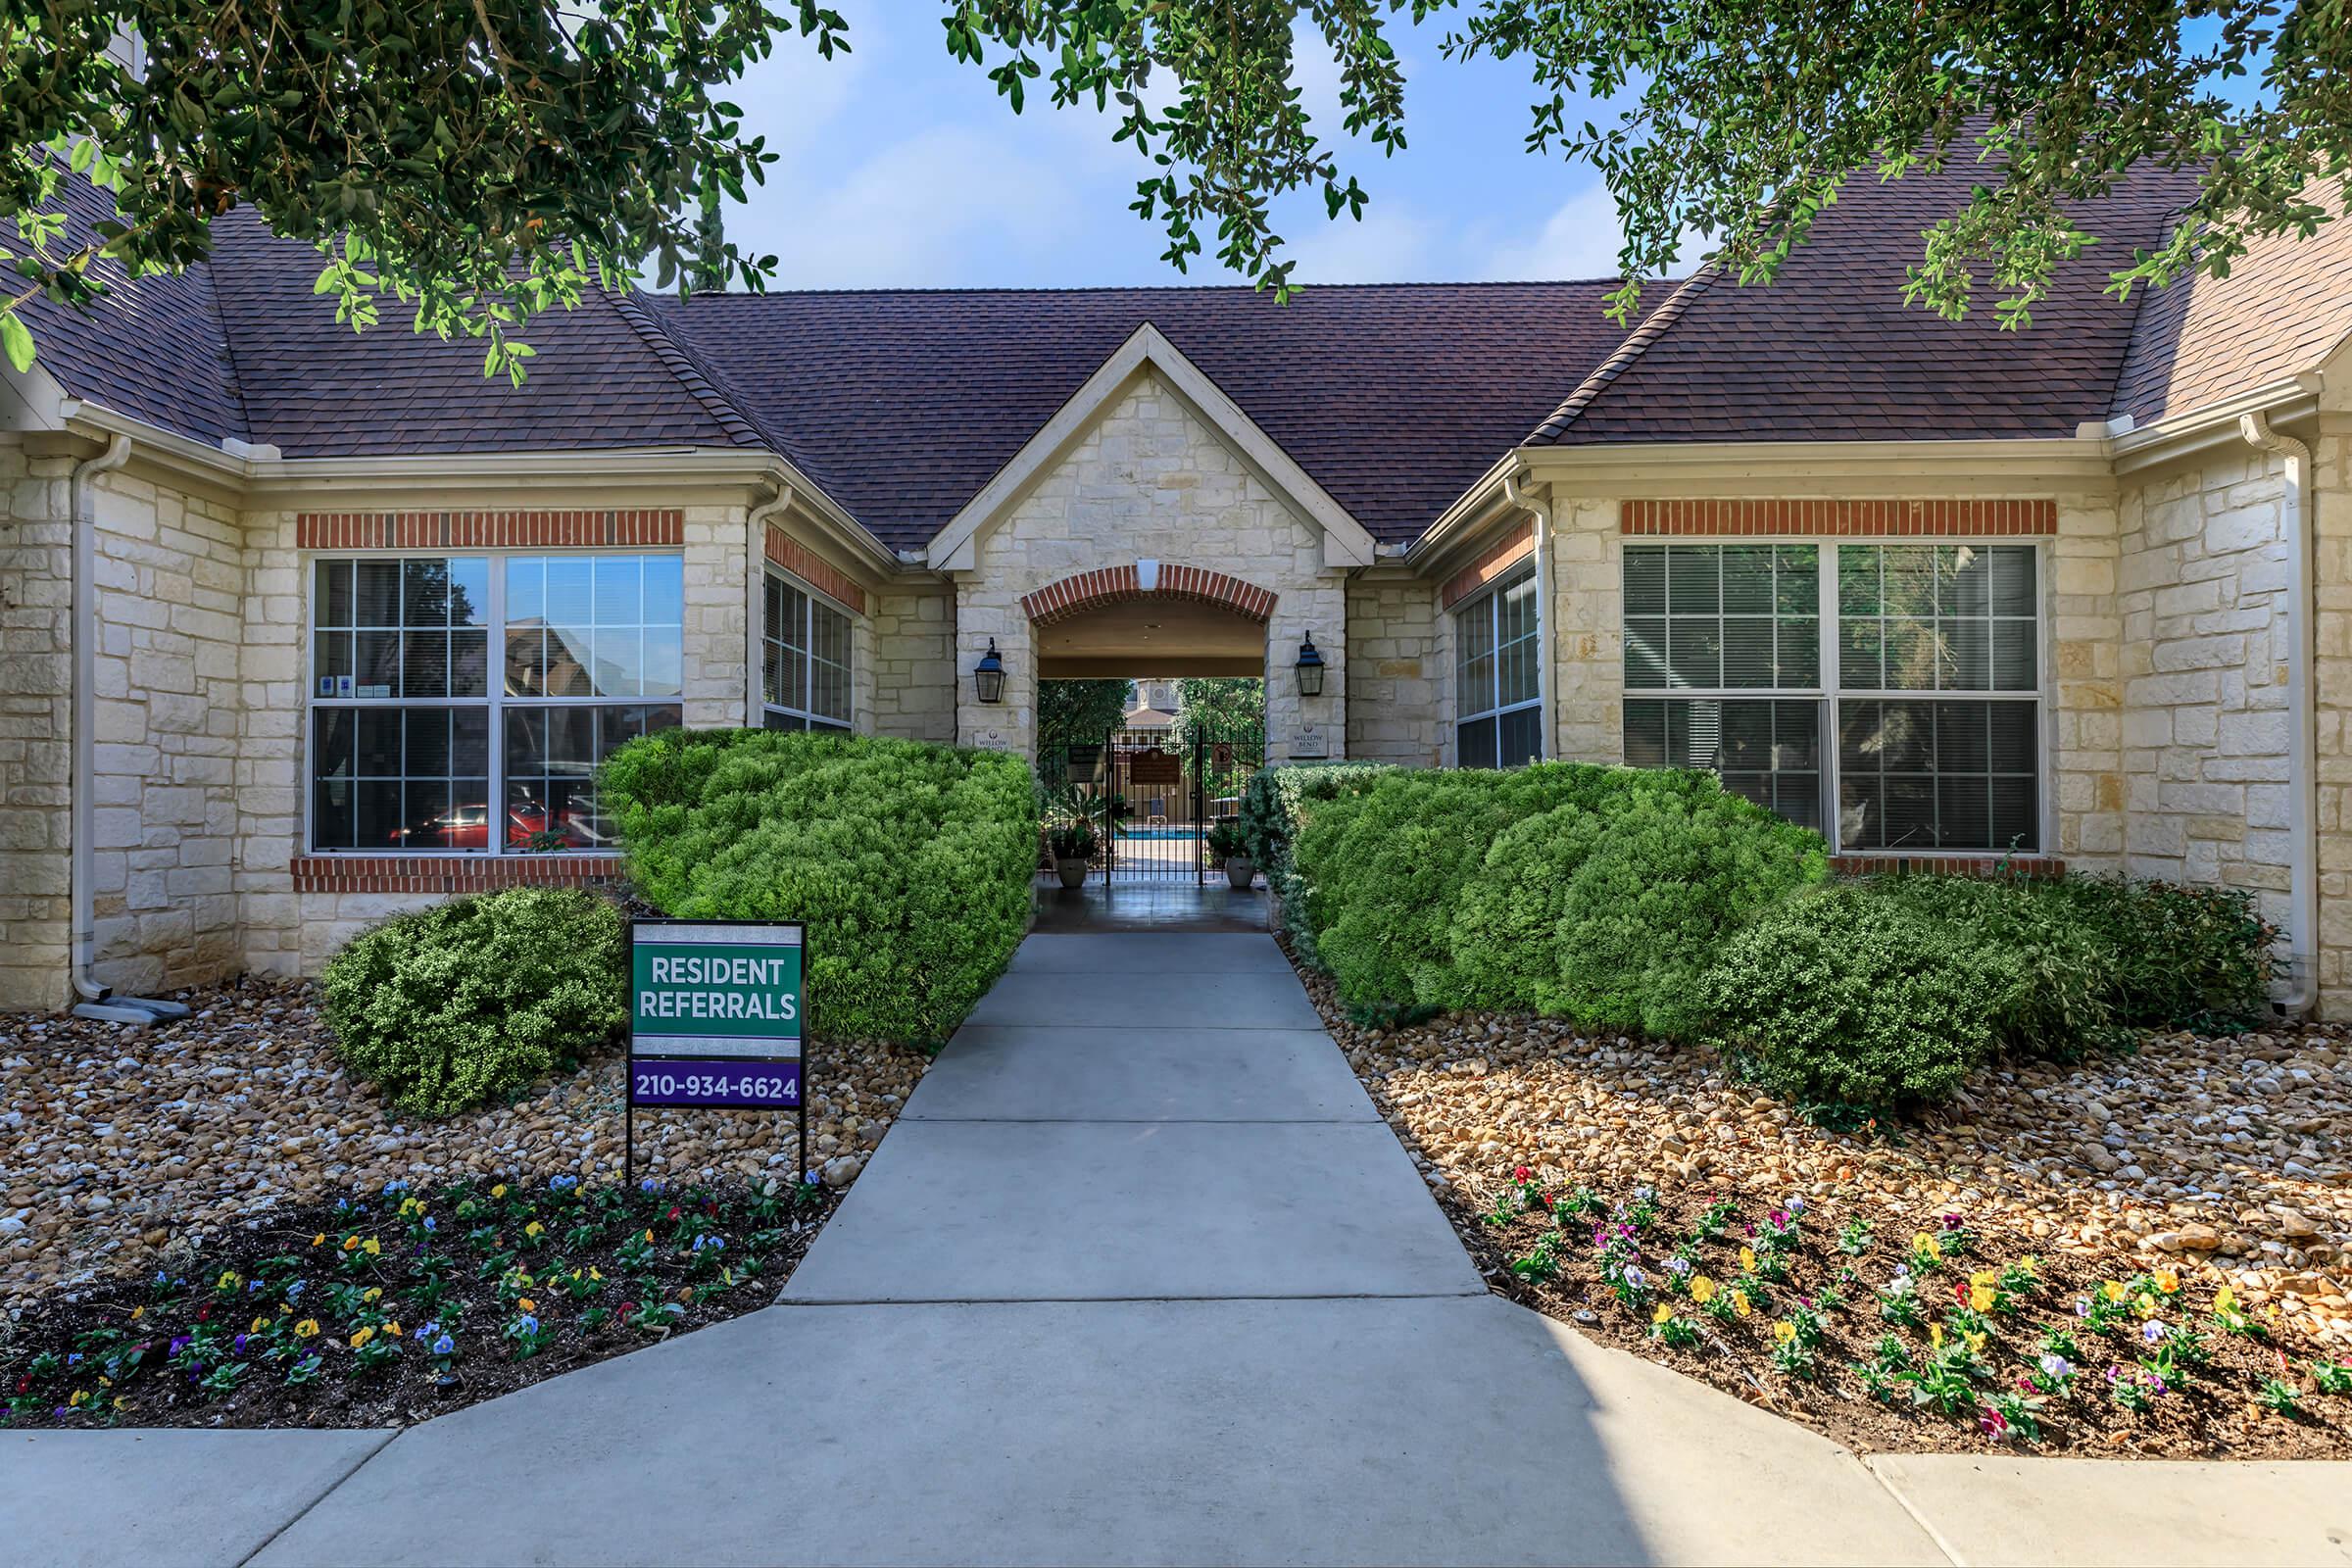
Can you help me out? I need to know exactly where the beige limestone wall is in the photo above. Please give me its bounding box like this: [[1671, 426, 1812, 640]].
[[2113, 455, 2294, 925], [2307, 409, 2352, 1015], [869, 581, 956, 744], [1547, 497, 1624, 766], [0, 446, 73, 1009], [951, 370, 1348, 761], [1345, 575, 1440, 765]]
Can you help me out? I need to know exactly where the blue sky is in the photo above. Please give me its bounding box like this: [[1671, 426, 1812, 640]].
[[720, 6, 1648, 290]]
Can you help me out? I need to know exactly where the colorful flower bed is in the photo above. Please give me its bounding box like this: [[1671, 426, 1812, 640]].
[[1, 1172, 832, 1429], [1472, 1172, 2352, 1457]]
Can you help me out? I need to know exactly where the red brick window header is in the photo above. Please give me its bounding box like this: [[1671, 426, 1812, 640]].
[[1021, 564, 1276, 626], [290, 856, 622, 895], [297, 510, 685, 551], [764, 527, 868, 616], [1441, 521, 1536, 610], [1623, 499, 2056, 537]]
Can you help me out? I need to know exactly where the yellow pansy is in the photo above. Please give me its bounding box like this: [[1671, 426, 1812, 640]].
[[491, 1184, 508, 1199], [1912, 1232, 1942, 1260], [1970, 1285, 1996, 1313], [2134, 1295, 2158, 1319], [516, 1298, 536, 1314], [2100, 1281, 2126, 1302], [69, 1390, 88, 1407], [1739, 1247, 1756, 1273], [1969, 1269, 1997, 1288], [2152, 1269, 2180, 1295], [1962, 1330, 1986, 1355], [524, 1221, 544, 1239], [1930, 1323, 1945, 1349], [129, 1305, 143, 1322], [250, 1316, 270, 1335], [312, 1234, 325, 1248], [341, 1236, 361, 1252], [362, 1238, 381, 1257], [1772, 1320, 1797, 1345], [1732, 1290, 1752, 1319], [294, 1318, 320, 1339], [362, 1288, 382, 1302], [1690, 1276, 1716, 1304], [588, 1267, 604, 1281], [2216, 1286, 2238, 1312], [386, 1322, 402, 1340], [349, 1327, 374, 1349], [217, 1271, 241, 1291], [1651, 1302, 1673, 1325]]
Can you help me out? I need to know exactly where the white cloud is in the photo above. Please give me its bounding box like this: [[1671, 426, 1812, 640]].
[[1285, 203, 1440, 283], [751, 125, 1079, 288], [1479, 184, 1634, 281]]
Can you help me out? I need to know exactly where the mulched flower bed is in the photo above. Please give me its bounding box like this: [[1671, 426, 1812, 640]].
[[1463, 1174, 2352, 1458], [1, 1172, 834, 1430]]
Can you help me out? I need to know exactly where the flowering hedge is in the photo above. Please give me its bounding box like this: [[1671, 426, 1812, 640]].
[[603, 728, 1036, 1046]]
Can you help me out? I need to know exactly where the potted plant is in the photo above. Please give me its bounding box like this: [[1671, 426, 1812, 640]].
[[1047, 815, 1096, 888], [1207, 820, 1254, 890]]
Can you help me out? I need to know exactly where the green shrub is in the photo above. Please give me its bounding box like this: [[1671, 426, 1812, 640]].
[[1293, 763, 1652, 1009], [1454, 772, 1829, 1036], [1238, 762, 1393, 957], [1696, 885, 2003, 1110], [602, 728, 1035, 1045], [1873, 874, 2126, 1060], [2038, 875, 2278, 1030], [321, 887, 626, 1117]]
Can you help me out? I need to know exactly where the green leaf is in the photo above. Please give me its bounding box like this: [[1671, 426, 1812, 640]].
[[0, 311, 32, 373]]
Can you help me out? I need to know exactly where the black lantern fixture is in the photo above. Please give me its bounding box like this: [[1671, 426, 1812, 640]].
[[1295, 631, 1326, 697], [972, 638, 1005, 705]]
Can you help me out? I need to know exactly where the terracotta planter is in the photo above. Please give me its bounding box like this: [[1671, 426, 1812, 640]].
[[1054, 856, 1091, 889], [1224, 856, 1256, 891]]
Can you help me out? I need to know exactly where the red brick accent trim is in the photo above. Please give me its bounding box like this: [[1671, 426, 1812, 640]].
[[1021, 564, 1278, 626], [290, 855, 623, 895], [1831, 854, 2065, 879], [1622, 499, 2057, 537], [1440, 521, 1536, 610], [763, 527, 869, 615], [296, 511, 686, 551]]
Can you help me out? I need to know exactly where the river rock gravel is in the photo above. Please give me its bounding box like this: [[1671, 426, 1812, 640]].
[[0, 974, 926, 1319], [1298, 963, 2352, 1348]]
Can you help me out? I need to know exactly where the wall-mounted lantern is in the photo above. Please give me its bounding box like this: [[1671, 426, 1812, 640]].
[[1295, 632, 1326, 697], [972, 638, 1005, 705]]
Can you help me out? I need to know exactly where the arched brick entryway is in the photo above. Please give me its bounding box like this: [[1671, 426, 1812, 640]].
[[1020, 564, 1278, 627]]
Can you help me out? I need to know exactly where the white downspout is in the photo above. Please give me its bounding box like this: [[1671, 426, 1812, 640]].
[[2241, 411, 2319, 1016], [1501, 470, 1555, 760], [68, 433, 130, 1003]]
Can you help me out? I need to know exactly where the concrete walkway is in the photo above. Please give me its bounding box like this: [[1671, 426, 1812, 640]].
[[12, 932, 2352, 1566]]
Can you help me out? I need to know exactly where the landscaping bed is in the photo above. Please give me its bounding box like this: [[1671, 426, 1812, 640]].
[[1296, 957, 2352, 1458], [0, 974, 926, 1317], [2, 1172, 832, 1429]]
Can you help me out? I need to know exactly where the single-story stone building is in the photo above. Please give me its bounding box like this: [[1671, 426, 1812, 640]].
[[8, 163, 2352, 1015]]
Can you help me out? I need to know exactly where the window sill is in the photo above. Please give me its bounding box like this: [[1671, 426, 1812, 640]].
[[289, 855, 625, 895], [1829, 853, 2064, 879]]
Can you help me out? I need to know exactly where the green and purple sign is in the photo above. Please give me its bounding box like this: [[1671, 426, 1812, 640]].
[[627, 920, 804, 1111]]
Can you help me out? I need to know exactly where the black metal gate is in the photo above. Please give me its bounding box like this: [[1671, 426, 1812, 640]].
[[1040, 717, 1264, 885]]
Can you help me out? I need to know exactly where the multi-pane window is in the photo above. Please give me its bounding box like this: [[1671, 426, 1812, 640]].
[[1621, 541, 2041, 852], [310, 554, 683, 853], [761, 571, 854, 733], [1454, 564, 1543, 768]]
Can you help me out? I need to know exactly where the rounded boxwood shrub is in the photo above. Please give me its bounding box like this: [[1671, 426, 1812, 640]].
[[1873, 873, 2125, 1059], [1695, 884, 2004, 1111], [321, 887, 627, 1117], [1238, 761, 1394, 960], [1454, 771, 1828, 1036], [602, 727, 1035, 1046]]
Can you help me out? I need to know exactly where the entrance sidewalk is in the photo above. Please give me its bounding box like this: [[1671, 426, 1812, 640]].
[[11, 933, 2349, 1566]]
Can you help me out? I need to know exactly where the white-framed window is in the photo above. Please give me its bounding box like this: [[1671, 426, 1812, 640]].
[[760, 569, 854, 732], [1454, 563, 1544, 768], [308, 553, 684, 854], [1621, 540, 2043, 852]]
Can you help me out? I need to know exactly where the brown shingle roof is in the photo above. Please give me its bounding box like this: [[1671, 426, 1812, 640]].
[[2111, 180, 2352, 427], [1536, 161, 2203, 445], [641, 282, 1647, 552]]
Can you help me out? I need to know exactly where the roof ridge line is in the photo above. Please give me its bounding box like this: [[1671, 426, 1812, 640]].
[[1525, 269, 1716, 444], [604, 286, 766, 449]]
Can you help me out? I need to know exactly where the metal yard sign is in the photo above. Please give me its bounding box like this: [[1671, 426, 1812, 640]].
[[624, 919, 808, 1182]]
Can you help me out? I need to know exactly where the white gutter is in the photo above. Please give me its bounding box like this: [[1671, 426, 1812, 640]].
[[1500, 468, 1556, 761], [68, 433, 129, 1002], [2241, 411, 2319, 1016]]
